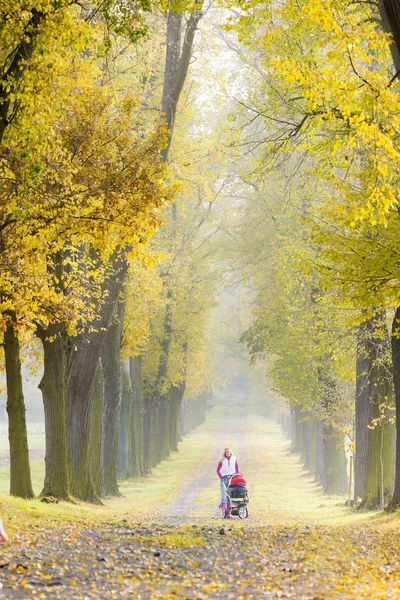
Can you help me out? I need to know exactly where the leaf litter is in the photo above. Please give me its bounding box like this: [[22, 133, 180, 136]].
[[1, 516, 400, 599]]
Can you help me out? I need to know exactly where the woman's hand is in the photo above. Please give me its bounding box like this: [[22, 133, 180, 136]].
[[0, 520, 8, 543]]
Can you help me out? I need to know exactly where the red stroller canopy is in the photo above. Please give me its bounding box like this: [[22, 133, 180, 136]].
[[230, 473, 246, 486]]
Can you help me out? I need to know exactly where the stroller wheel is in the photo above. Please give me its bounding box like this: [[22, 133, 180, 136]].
[[238, 506, 248, 519], [221, 507, 227, 519]]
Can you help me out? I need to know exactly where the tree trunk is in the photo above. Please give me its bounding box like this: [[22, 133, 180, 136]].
[[349, 453, 354, 505], [161, 1, 204, 161], [303, 418, 315, 472], [150, 402, 161, 468], [315, 420, 326, 489], [363, 414, 395, 508], [102, 301, 125, 496], [38, 324, 69, 499], [143, 395, 152, 474], [158, 395, 170, 461], [383, 420, 396, 496], [67, 250, 128, 502], [290, 405, 296, 451], [118, 362, 131, 478], [119, 360, 140, 479], [356, 315, 395, 507], [300, 429, 307, 466], [378, 0, 400, 72], [282, 412, 292, 440], [168, 342, 187, 452], [179, 398, 188, 436], [169, 385, 183, 451], [324, 427, 348, 495], [380, 425, 385, 510], [143, 394, 161, 473], [130, 356, 144, 476], [293, 405, 304, 455], [4, 318, 34, 499], [90, 359, 104, 498], [389, 306, 400, 507], [354, 322, 373, 501]]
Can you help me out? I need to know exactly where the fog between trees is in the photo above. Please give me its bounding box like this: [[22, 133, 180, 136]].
[[1, 0, 400, 513]]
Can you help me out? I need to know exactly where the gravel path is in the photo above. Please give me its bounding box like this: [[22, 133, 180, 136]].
[[161, 402, 250, 524]]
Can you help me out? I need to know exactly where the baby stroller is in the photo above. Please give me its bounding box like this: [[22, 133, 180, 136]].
[[222, 473, 249, 519]]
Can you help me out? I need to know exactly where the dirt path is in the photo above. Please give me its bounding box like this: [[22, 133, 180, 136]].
[[161, 403, 248, 524]]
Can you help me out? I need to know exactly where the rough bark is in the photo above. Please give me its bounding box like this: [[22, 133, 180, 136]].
[[363, 420, 395, 508], [292, 405, 304, 455], [315, 421, 327, 489], [118, 362, 131, 478], [378, 0, 400, 72], [355, 315, 395, 507], [4, 317, 34, 499], [130, 356, 144, 476], [303, 418, 315, 472], [290, 405, 297, 452], [168, 342, 188, 452], [389, 306, 400, 507], [90, 359, 104, 498], [161, 1, 204, 161], [158, 395, 170, 461], [299, 413, 310, 467], [144, 299, 172, 472], [354, 322, 374, 501], [169, 383, 185, 451], [282, 412, 292, 440], [102, 301, 125, 496], [67, 250, 128, 502], [383, 419, 396, 495], [363, 362, 395, 508], [118, 360, 140, 479], [324, 427, 348, 495], [308, 420, 317, 476], [143, 395, 152, 474], [179, 398, 189, 436], [38, 324, 69, 499], [143, 396, 161, 472]]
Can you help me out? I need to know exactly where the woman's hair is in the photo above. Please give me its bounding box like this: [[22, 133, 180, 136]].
[[220, 447, 233, 461]]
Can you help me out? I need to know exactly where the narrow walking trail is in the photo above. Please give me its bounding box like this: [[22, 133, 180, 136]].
[[1, 404, 400, 599], [161, 403, 247, 524]]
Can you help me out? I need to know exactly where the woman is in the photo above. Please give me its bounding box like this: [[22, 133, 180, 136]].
[[216, 447, 239, 518]]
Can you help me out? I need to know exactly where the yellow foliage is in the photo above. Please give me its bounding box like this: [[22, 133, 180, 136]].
[[0, 3, 173, 346]]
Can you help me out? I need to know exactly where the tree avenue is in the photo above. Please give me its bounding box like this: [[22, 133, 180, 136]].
[[2, 0, 400, 521]]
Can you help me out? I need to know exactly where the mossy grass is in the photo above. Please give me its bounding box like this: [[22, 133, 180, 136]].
[[245, 410, 388, 527]]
